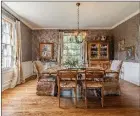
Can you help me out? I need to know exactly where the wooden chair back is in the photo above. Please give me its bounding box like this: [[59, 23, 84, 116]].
[[57, 69, 78, 84], [57, 69, 78, 107], [85, 69, 105, 83]]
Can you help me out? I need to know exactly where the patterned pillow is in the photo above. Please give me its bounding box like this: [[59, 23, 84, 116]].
[[42, 65, 61, 74], [106, 73, 118, 78], [110, 60, 122, 72]]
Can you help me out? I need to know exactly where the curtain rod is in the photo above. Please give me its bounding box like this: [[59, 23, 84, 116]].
[[2, 8, 20, 21], [59, 29, 88, 32]]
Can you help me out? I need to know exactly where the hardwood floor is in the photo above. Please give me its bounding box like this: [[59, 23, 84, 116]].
[[2, 78, 140, 116]]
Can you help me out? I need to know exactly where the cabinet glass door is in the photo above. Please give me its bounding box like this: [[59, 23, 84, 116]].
[[99, 43, 108, 59], [90, 43, 99, 59]]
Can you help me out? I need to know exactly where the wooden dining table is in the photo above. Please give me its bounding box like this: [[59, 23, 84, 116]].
[[56, 67, 105, 98], [37, 66, 106, 98], [43, 65, 105, 75]]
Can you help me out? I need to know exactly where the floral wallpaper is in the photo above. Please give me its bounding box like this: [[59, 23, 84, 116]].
[[113, 13, 140, 63], [32, 30, 59, 60], [32, 29, 112, 61]]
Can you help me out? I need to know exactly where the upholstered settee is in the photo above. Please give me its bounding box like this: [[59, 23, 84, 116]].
[[33, 61, 59, 96], [104, 60, 123, 95], [33, 61, 60, 80]]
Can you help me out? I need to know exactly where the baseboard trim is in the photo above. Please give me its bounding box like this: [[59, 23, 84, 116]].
[[24, 74, 34, 79], [25, 75, 37, 82], [122, 79, 140, 87], [124, 79, 140, 86]]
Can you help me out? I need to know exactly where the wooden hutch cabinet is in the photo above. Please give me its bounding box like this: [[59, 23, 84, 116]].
[[88, 41, 110, 69]]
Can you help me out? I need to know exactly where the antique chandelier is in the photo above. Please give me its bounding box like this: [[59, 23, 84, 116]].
[[74, 3, 86, 43]]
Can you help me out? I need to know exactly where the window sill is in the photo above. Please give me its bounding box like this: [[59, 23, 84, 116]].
[[2, 68, 14, 74]]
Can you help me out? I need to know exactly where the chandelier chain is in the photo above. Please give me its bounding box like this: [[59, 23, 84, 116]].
[[75, 3, 86, 43], [77, 4, 79, 32]]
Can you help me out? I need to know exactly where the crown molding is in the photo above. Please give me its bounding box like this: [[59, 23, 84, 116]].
[[2, 2, 139, 30], [2, 2, 34, 30], [32, 9, 140, 30], [32, 27, 112, 30], [2, 0, 140, 1], [111, 10, 140, 29]]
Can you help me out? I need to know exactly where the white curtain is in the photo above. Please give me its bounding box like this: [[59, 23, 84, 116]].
[[80, 41, 84, 65], [10, 21, 23, 88], [83, 40, 88, 67], [57, 32, 63, 66]]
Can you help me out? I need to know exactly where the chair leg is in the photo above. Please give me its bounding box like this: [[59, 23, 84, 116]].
[[118, 84, 121, 95], [80, 86, 82, 98], [101, 87, 104, 107], [81, 86, 85, 99], [58, 87, 60, 108], [85, 89, 87, 108], [74, 88, 77, 108]]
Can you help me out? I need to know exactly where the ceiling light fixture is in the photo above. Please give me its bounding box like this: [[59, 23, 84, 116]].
[[74, 3, 86, 43]]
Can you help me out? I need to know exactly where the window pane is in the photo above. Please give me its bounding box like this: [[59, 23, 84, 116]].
[[2, 44, 4, 56], [66, 43, 71, 49], [67, 49, 73, 55], [6, 56, 11, 68], [2, 20, 11, 34], [2, 20, 6, 33], [63, 44, 68, 50], [63, 50, 68, 56], [2, 18, 14, 69], [70, 36, 76, 43], [2, 44, 8, 56], [74, 50, 80, 55], [2, 33, 6, 43], [5, 21, 11, 34], [63, 34, 83, 67], [63, 36, 68, 43], [71, 43, 80, 49], [7, 45, 12, 56], [2, 33, 11, 44], [2, 57, 6, 69]]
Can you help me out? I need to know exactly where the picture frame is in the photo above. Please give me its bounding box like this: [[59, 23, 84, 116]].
[[118, 39, 125, 51], [126, 46, 135, 60], [39, 43, 54, 59]]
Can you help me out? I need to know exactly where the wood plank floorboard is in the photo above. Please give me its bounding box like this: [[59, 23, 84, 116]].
[[2, 78, 140, 116]]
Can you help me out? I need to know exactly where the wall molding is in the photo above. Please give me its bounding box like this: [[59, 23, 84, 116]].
[[2, 2, 139, 30], [30, 10, 140, 30], [111, 10, 140, 29], [2, 61, 33, 91], [2, 2, 33, 30], [32, 27, 112, 30], [121, 62, 140, 86], [22, 61, 33, 79]]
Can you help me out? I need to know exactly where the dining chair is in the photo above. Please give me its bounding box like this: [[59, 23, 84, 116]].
[[104, 60, 123, 95], [57, 69, 78, 108], [83, 69, 105, 108]]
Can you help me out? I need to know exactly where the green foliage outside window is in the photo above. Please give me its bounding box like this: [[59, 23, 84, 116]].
[[63, 34, 82, 68]]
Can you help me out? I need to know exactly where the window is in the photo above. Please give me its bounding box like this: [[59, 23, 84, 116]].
[[2, 17, 15, 70], [62, 33, 83, 67]]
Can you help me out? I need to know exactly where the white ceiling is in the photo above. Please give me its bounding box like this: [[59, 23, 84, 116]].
[[3, 2, 140, 29]]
